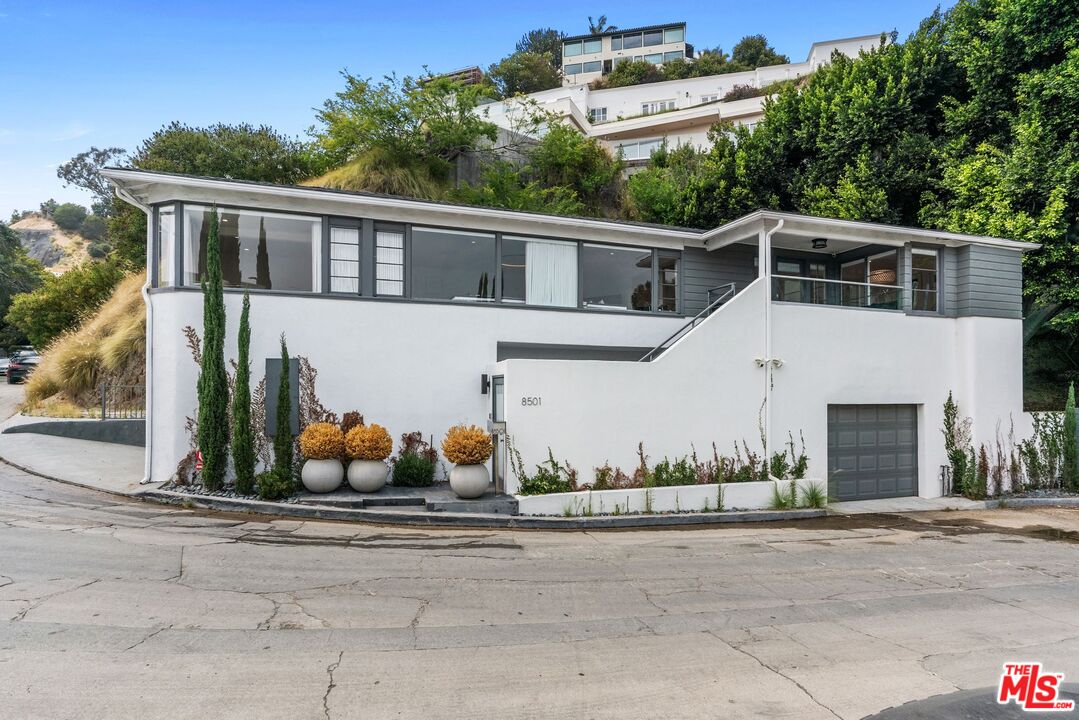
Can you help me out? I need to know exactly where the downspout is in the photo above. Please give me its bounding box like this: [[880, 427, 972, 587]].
[[114, 185, 154, 484], [763, 218, 784, 460]]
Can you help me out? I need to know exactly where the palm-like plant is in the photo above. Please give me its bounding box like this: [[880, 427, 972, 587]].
[[587, 15, 616, 34]]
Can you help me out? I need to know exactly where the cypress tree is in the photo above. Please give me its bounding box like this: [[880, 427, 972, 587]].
[[232, 292, 255, 494], [1064, 383, 1078, 491], [197, 206, 229, 490], [273, 333, 293, 484]]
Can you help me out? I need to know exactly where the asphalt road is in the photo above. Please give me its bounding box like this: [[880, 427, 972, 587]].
[[0, 461, 1077, 719]]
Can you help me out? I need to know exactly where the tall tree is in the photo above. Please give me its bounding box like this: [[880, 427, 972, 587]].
[[56, 147, 127, 216], [232, 292, 256, 495], [730, 34, 790, 69], [0, 223, 45, 351], [487, 52, 562, 97], [587, 15, 615, 34], [273, 334, 293, 484], [196, 207, 229, 491], [516, 28, 565, 68]]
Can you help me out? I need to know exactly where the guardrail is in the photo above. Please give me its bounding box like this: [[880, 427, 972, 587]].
[[98, 384, 146, 420], [771, 275, 905, 310], [640, 283, 737, 362]]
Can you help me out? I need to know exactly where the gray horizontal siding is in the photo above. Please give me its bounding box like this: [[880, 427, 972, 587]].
[[954, 245, 1023, 319], [682, 242, 757, 315]]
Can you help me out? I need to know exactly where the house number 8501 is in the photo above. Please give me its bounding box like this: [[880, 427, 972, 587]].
[[521, 396, 542, 407]]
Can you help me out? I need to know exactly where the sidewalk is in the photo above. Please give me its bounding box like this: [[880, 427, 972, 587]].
[[0, 414, 148, 495]]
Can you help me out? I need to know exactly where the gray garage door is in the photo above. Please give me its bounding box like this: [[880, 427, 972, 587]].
[[828, 404, 918, 501]]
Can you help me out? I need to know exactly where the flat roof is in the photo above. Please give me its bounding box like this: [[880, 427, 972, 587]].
[[563, 22, 685, 43], [103, 168, 1039, 252]]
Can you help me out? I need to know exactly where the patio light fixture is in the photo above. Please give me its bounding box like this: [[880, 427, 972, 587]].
[[812, 238, 828, 249]]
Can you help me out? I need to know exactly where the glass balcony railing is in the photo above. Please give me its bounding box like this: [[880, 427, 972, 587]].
[[771, 275, 905, 311]]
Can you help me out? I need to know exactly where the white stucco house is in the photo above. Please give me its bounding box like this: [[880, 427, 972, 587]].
[[105, 168, 1033, 506], [482, 34, 884, 164]]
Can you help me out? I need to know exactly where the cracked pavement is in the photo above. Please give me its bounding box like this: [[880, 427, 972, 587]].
[[0, 460, 1077, 718]]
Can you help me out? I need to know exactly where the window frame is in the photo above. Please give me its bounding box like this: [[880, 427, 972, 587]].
[[563, 41, 583, 57], [151, 203, 685, 317], [910, 246, 940, 314], [178, 202, 324, 293], [663, 27, 685, 43]]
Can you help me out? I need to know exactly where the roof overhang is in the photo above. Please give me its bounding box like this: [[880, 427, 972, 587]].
[[101, 168, 702, 249], [702, 210, 1040, 253]]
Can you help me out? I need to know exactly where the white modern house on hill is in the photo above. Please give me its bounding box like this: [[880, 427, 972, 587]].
[[106, 168, 1032, 509], [483, 33, 883, 163]]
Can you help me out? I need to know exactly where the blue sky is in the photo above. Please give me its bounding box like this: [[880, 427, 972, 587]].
[[0, 0, 951, 219]]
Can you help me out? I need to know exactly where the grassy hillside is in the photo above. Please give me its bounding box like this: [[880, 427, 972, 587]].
[[24, 272, 146, 414], [10, 214, 93, 274]]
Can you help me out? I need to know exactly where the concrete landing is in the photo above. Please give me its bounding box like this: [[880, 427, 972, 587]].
[[830, 496, 987, 514], [294, 484, 519, 515], [0, 414, 148, 495]]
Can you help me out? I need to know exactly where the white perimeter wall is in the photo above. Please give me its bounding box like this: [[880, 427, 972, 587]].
[[147, 292, 685, 483], [501, 280, 769, 494], [501, 282, 1026, 497]]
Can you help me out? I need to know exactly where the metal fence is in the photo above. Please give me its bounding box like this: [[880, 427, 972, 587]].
[[98, 384, 146, 420]]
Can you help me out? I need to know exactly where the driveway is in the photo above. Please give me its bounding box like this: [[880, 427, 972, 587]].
[[0, 464, 1076, 719]]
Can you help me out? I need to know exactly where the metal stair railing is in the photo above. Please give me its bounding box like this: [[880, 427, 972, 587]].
[[639, 283, 737, 362]]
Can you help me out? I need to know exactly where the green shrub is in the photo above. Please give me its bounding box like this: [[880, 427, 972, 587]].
[[801, 482, 827, 508], [256, 469, 293, 500], [87, 242, 111, 258], [53, 203, 87, 231], [80, 215, 107, 241], [651, 456, 696, 487], [392, 451, 435, 487], [768, 451, 790, 480], [512, 445, 578, 495], [4, 260, 125, 348]]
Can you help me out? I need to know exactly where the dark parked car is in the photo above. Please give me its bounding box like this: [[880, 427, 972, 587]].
[[6, 351, 40, 384]]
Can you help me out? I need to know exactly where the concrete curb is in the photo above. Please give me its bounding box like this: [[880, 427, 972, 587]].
[[140, 489, 829, 529], [989, 496, 1079, 508]]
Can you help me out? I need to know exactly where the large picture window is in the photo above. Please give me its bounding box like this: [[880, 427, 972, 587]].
[[582, 244, 654, 311], [501, 237, 578, 308], [411, 227, 496, 301], [156, 205, 175, 287], [182, 206, 321, 291]]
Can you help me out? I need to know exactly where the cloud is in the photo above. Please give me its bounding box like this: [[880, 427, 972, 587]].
[[51, 124, 92, 142]]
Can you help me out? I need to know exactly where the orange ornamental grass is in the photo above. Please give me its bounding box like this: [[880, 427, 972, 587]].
[[442, 425, 493, 465], [298, 422, 345, 460], [345, 423, 393, 461]]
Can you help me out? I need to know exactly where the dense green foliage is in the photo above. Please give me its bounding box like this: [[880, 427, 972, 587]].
[[4, 260, 123, 349], [391, 451, 435, 487], [516, 28, 565, 68], [232, 293, 256, 495], [454, 123, 622, 217], [56, 147, 127, 216], [624, 0, 1079, 400], [104, 123, 319, 267], [196, 208, 229, 491], [0, 223, 45, 351], [487, 52, 562, 97], [312, 73, 497, 188], [52, 203, 87, 231], [79, 215, 107, 241], [272, 335, 294, 492], [255, 470, 293, 501]]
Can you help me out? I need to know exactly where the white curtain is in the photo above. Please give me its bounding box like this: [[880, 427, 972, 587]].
[[526, 240, 577, 307]]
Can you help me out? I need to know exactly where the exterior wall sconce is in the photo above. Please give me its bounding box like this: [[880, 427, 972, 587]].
[[812, 238, 828, 249], [481, 373, 490, 395]]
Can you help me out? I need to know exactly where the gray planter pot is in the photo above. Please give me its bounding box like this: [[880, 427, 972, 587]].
[[301, 458, 343, 493], [449, 463, 490, 499], [347, 459, 388, 493]]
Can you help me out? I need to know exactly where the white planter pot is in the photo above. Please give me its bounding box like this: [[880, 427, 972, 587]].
[[347, 459, 388, 493], [301, 458, 343, 493], [449, 464, 490, 499]]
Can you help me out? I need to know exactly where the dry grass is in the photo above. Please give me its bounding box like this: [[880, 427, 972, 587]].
[[303, 147, 446, 200], [25, 271, 146, 410]]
